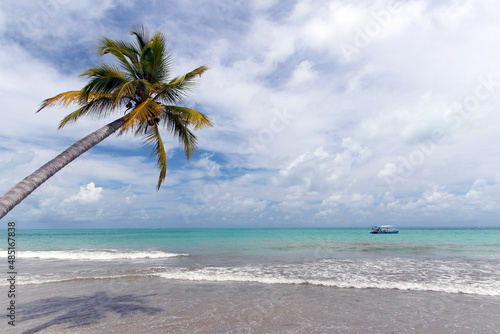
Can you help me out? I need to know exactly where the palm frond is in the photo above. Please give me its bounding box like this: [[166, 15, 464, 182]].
[[121, 99, 162, 133], [162, 109, 198, 158], [147, 31, 171, 83], [37, 91, 84, 112], [163, 105, 212, 130], [112, 79, 148, 106], [134, 32, 171, 85], [59, 96, 116, 129], [80, 64, 130, 101], [97, 37, 141, 77], [121, 98, 150, 132], [143, 123, 167, 190], [130, 24, 150, 50], [155, 65, 209, 104], [169, 65, 209, 86]]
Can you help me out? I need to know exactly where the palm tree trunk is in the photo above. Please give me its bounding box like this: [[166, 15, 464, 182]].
[[0, 117, 125, 220]]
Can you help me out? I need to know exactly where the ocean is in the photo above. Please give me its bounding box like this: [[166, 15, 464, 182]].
[[2, 227, 500, 333]]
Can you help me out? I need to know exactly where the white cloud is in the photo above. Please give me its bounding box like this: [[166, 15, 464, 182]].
[[464, 179, 500, 212], [277, 138, 371, 195], [402, 186, 455, 211], [2, 0, 500, 227], [287, 60, 317, 88], [190, 153, 222, 178], [65, 182, 103, 204], [322, 192, 375, 208]]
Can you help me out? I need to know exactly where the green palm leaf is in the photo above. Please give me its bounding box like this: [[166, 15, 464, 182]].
[[161, 109, 198, 158], [144, 123, 167, 190], [155, 66, 209, 104], [58, 96, 116, 129]]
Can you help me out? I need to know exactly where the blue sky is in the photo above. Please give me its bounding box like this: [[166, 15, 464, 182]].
[[1, 0, 500, 228]]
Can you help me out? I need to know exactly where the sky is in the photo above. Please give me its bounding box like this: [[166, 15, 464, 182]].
[[1, 0, 500, 229]]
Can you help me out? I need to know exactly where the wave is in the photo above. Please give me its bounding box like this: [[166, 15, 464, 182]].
[[0, 273, 146, 286], [154, 269, 500, 296], [4, 254, 499, 296], [3, 270, 499, 296], [151, 258, 500, 297], [17, 249, 188, 260]]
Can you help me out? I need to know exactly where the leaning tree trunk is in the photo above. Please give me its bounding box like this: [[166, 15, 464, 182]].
[[0, 117, 125, 220]]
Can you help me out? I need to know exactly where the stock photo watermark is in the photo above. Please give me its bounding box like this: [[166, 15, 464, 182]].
[[18, 0, 71, 39], [340, 0, 413, 63], [237, 107, 297, 159], [6, 221, 17, 327], [178, 107, 297, 224], [381, 74, 500, 190]]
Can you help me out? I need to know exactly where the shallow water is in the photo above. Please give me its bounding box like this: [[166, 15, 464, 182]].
[[2, 227, 500, 296], [2, 227, 500, 333]]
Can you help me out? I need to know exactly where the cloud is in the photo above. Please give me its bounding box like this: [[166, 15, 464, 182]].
[[464, 178, 500, 212], [287, 60, 318, 88], [322, 192, 375, 209], [190, 153, 222, 178], [65, 182, 103, 204], [2, 0, 500, 227], [277, 138, 371, 194]]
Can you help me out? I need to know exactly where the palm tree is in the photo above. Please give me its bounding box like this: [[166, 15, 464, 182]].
[[0, 25, 212, 220]]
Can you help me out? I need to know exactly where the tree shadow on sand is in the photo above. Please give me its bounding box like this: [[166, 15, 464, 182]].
[[20, 291, 162, 334]]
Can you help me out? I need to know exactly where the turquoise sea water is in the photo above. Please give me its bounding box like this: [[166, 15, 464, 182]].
[[2, 227, 500, 295]]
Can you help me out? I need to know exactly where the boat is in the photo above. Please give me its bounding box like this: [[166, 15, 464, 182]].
[[370, 225, 398, 234]]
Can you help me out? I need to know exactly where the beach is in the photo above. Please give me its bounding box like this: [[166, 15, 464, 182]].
[[3, 227, 500, 333], [3, 1, 500, 332], [12, 277, 500, 333]]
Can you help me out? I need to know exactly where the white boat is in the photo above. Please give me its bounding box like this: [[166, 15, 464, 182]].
[[370, 225, 398, 234]]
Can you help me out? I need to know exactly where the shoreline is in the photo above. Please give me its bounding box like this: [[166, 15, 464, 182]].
[[11, 277, 500, 334]]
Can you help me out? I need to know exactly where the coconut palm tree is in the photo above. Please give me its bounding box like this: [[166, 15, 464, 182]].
[[0, 25, 212, 220]]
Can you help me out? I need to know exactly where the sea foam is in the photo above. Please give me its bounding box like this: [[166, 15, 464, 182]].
[[154, 261, 500, 297], [18, 249, 188, 260]]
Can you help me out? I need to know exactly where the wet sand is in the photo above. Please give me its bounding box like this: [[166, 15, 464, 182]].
[[9, 277, 500, 334]]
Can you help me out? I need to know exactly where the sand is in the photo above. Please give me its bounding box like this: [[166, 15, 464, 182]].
[[9, 276, 500, 334]]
